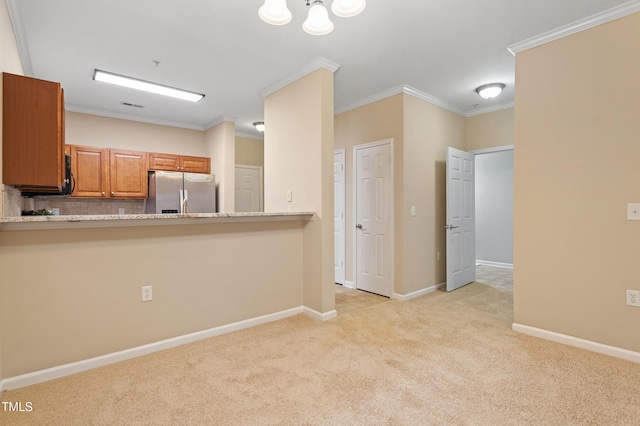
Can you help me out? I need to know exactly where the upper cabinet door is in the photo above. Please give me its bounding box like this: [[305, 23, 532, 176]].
[[2, 73, 65, 191], [149, 152, 210, 174], [109, 149, 148, 198], [180, 155, 210, 174], [70, 145, 108, 198], [149, 153, 180, 171]]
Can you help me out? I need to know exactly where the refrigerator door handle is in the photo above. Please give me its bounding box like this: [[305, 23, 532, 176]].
[[182, 189, 188, 214], [179, 189, 185, 214]]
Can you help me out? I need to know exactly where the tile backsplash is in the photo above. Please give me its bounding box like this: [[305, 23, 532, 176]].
[[30, 197, 146, 216]]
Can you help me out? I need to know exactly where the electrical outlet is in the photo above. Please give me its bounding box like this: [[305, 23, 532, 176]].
[[626, 290, 640, 307], [142, 285, 153, 302]]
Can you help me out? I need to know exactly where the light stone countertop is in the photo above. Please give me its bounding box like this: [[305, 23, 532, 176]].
[[0, 212, 316, 231]]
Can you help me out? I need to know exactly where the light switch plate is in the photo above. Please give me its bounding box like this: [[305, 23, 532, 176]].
[[627, 203, 640, 220]]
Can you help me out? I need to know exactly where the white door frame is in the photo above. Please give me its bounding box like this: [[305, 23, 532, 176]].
[[234, 164, 264, 212], [334, 149, 346, 285], [352, 138, 394, 296]]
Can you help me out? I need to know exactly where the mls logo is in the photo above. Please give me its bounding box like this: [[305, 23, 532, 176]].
[[2, 401, 33, 412]]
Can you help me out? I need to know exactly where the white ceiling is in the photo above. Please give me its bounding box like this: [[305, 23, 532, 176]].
[[6, 0, 636, 137]]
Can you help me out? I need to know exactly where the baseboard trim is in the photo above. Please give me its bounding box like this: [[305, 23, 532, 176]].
[[392, 283, 444, 301], [512, 323, 640, 364], [343, 280, 354, 289], [0, 306, 305, 392], [303, 307, 338, 321], [476, 260, 513, 269]]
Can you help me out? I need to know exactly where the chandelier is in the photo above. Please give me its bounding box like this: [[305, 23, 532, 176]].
[[259, 0, 366, 36]]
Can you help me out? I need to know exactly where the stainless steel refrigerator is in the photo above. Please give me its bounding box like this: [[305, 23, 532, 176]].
[[147, 171, 216, 214]]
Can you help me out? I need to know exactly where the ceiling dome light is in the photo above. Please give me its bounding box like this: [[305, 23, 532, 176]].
[[475, 83, 506, 100], [303, 1, 334, 35], [331, 0, 366, 18], [259, 0, 292, 25], [253, 122, 265, 132]]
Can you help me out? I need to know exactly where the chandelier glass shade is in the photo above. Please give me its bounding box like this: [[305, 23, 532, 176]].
[[259, 0, 366, 35], [331, 0, 366, 17], [303, 2, 334, 35], [258, 0, 292, 25]]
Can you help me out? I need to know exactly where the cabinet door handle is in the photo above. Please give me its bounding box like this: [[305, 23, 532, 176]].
[[111, 192, 115, 196], [101, 192, 105, 196]]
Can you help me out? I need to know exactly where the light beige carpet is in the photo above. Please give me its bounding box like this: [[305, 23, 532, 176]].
[[1, 281, 639, 425]]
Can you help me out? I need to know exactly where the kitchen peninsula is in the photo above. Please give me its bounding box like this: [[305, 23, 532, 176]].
[[0, 211, 319, 391]]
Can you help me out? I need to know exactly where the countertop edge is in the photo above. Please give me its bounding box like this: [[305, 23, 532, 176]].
[[0, 212, 317, 231]]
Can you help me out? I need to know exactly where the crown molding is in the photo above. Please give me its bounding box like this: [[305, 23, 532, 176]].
[[6, 0, 33, 75], [402, 85, 467, 116], [260, 57, 341, 98], [335, 85, 466, 117], [508, 0, 640, 54], [65, 105, 206, 131], [465, 101, 514, 117], [203, 115, 238, 130], [334, 85, 404, 115]]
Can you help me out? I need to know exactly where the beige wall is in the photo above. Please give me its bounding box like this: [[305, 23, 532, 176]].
[[235, 136, 264, 167], [0, 221, 305, 378], [403, 94, 466, 294], [514, 12, 640, 352], [0, 0, 24, 384], [264, 69, 335, 313], [466, 108, 514, 151], [334, 93, 467, 296], [334, 95, 404, 289], [205, 121, 235, 213], [65, 112, 207, 156]]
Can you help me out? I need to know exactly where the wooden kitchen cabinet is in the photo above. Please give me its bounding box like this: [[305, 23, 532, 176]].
[[149, 152, 210, 174], [69, 145, 108, 198], [2, 73, 67, 192], [109, 149, 148, 198], [69, 145, 148, 198]]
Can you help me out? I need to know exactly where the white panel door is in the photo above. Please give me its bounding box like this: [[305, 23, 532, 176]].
[[446, 147, 476, 291], [355, 142, 391, 297], [235, 166, 262, 212], [334, 149, 346, 285]]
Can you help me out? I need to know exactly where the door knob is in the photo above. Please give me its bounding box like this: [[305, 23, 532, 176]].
[[356, 224, 363, 230], [444, 224, 459, 230]]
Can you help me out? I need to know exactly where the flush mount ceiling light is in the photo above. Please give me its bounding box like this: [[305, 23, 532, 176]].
[[259, 0, 365, 36], [93, 69, 205, 103], [253, 122, 265, 132], [475, 83, 506, 100]]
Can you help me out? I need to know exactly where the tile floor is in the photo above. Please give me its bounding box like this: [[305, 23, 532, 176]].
[[335, 265, 513, 314], [475, 264, 513, 288]]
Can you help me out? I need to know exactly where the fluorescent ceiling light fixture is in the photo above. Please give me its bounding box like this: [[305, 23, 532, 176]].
[[475, 83, 505, 100], [93, 69, 204, 103], [253, 122, 265, 132]]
